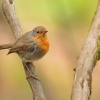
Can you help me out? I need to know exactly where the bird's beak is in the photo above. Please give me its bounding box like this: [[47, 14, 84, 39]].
[[44, 30, 48, 33], [42, 31, 48, 37]]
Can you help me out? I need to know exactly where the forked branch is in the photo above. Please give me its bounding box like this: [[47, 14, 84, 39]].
[[2, 0, 46, 100]]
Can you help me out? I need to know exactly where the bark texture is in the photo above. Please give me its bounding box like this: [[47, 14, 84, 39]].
[[71, 1, 100, 100]]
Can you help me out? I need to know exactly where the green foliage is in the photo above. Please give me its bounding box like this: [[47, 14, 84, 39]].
[[15, 0, 97, 28], [95, 36, 100, 61]]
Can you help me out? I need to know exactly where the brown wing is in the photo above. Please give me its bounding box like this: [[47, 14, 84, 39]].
[[8, 31, 34, 54], [8, 40, 34, 54]]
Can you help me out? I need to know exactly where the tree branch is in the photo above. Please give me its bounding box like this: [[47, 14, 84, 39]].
[[2, 0, 46, 100], [71, 0, 100, 100], [2, 0, 22, 39]]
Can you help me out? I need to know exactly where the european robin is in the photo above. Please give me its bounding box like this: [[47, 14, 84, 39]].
[[1, 26, 49, 79]]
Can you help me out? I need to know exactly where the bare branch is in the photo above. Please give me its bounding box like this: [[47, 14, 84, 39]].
[[0, 43, 13, 49], [2, 0, 46, 100], [71, 1, 100, 100], [2, 0, 22, 39]]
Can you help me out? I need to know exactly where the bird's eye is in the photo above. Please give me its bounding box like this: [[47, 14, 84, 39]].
[[37, 31, 39, 33]]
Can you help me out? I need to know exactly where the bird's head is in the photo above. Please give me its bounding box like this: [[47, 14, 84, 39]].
[[33, 26, 48, 37]]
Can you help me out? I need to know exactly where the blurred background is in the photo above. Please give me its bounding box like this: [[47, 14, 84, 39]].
[[0, 0, 99, 100]]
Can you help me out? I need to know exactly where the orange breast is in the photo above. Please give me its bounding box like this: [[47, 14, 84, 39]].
[[33, 35, 49, 53]]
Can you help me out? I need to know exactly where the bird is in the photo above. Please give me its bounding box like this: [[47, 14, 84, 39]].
[[0, 26, 49, 80]]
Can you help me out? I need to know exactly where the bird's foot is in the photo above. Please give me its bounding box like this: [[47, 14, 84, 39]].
[[26, 73, 39, 80]]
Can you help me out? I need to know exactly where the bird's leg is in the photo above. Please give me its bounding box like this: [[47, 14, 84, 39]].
[[30, 62, 35, 69], [23, 62, 38, 80]]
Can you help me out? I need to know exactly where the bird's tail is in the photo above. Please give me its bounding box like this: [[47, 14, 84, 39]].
[[0, 43, 14, 50]]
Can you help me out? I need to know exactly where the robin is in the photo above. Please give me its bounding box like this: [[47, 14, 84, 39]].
[[0, 26, 49, 80]]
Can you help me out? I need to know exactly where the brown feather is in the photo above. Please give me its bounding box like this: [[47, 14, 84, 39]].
[[8, 40, 34, 54]]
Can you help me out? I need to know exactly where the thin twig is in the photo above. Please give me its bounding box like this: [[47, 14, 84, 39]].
[[2, 0, 46, 100], [71, 0, 100, 100], [0, 43, 13, 49]]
